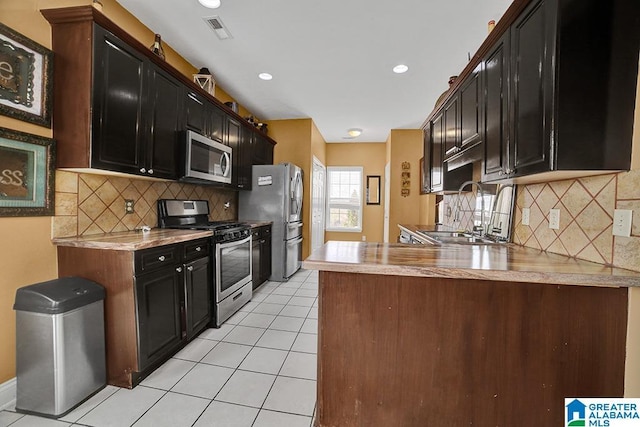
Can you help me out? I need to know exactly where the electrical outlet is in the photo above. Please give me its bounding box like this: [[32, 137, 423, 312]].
[[549, 209, 560, 230], [522, 207, 530, 226], [125, 199, 135, 214], [362, 235, 367, 241], [613, 209, 633, 237]]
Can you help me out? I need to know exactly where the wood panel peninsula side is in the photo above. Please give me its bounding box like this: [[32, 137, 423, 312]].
[[303, 241, 640, 426]]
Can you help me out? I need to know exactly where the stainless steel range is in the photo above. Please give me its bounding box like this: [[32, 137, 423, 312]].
[[157, 199, 252, 327]]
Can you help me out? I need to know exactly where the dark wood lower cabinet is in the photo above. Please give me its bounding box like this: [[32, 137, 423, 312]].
[[251, 225, 272, 290], [135, 267, 183, 370], [185, 257, 211, 339], [317, 271, 627, 426], [57, 238, 211, 388]]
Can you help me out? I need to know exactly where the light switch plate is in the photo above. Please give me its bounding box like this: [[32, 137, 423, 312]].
[[613, 209, 633, 237], [522, 207, 530, 226], [549, 209, 560, 230]]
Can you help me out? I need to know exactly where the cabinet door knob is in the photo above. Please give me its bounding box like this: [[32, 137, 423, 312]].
[[176, 266, 183, 273], [187, 266, 194, 271], [195, 246, 202, 251], [148, 169, 154, 175], [158, 255, 166, 261], [140, 168, 146, 173]]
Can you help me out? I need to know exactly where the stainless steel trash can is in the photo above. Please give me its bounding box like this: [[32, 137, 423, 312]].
[[13, 277, 106, 418]]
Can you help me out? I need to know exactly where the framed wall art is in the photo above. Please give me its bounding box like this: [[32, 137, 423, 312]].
[[0, 23, 53, 127], [0, 127, 55, 216], [366, 175, 381, 205]]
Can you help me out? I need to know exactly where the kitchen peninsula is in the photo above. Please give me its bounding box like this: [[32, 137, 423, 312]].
[[303, 241, 640, 426]]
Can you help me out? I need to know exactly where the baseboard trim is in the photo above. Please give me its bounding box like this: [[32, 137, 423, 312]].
[[0, 378, 16, 411]]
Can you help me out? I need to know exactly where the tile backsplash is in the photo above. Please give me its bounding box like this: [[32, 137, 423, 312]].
[[513, 170, 640, 272], [53, 171, 237, 238], [437, 169, 640, 272]]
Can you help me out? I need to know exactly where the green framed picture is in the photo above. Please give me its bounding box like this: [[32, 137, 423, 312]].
[[0, 127, 55, 216]]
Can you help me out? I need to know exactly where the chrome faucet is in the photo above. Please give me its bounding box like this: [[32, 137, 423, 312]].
[[455, 180, 485, 237]]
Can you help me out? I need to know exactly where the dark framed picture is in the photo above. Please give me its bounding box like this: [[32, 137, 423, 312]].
[[0, 23, 53, 127], [0, 127, 55, 216]]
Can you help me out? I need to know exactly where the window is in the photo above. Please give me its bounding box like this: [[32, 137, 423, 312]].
[[326, 166, 363, 232]]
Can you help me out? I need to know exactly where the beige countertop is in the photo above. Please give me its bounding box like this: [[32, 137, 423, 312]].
[[52, 229, 213, 251], [303, 240, 640, 288]]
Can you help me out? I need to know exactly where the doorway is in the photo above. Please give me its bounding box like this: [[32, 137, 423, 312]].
[[311, 156, 326, 254]]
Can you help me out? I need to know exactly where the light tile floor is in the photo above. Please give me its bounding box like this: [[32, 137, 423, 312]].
[[0, 269, 319, 427]]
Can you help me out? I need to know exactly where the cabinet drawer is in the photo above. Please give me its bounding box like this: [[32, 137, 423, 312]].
[[135, 245, 180, 274], [183, 239, 210, 261]]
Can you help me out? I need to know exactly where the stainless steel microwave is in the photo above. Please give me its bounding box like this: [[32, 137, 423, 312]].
[[181, 130, 232, 184]]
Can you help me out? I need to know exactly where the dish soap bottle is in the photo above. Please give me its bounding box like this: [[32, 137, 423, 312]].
[[150, 34, 165, 60]]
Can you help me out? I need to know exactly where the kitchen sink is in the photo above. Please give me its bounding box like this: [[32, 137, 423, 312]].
[[417, 230, 470, 238], [416, 231, 500, 245]]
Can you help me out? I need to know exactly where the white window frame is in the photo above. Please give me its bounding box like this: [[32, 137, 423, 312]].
[[325, 166, 363, 232]]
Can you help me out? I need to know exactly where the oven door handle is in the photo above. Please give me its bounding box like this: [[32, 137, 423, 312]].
[[217, 235, 252, 249]]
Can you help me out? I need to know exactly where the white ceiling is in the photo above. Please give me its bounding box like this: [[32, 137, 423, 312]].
[[116, 0, 512, 142]]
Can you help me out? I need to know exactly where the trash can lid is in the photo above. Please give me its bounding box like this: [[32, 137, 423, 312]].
[[13, 277, 105, 314]]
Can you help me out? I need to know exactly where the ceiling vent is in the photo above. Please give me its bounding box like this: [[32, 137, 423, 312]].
[[204, 16, 233, 40]]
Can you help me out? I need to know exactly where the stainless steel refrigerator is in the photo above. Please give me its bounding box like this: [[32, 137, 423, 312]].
[[239, 163, 303, 281]]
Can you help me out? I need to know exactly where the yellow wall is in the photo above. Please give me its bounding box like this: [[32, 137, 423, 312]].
[[387, 129, 425, 242], [325, 143, 386, 243], [0, 0, 256, 383]]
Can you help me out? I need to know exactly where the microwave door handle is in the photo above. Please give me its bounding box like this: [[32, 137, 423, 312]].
[[221, 152, 231, 177]]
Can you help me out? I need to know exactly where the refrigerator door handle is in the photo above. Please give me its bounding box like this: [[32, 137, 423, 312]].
[[291, 172, 303, 217]]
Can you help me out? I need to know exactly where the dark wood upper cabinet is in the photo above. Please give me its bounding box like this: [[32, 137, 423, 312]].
[[421, 125, 432, 194], [507, 0, 553, 178], [430, 112, 444, 193], [442, 97, 459, 160], [459, 65, 482, 153], [424, 0, 639, 185], [226, 117, 241, 187], [146, 65, 182, 179], [482, 32, 510, 182], [209, 104, 225, 143], [42, 6, 277, 185], [91, 26, 146, 175], [252, 133, 275, 166], [184, 91, 207, 135], [487, 0, 639, 182], [236, 126, 253, 190]]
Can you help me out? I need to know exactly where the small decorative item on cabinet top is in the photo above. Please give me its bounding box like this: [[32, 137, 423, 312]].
[[193, 67, 215, 96], [149, 34, 165, 60], [401, 161, 410, 197], [434, 75, 458, 108]]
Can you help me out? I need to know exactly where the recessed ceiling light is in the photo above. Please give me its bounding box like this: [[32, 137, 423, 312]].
[[198, 0, 221, 8], [393, 64, 409, 74], [347, 128, 362, 137], [258, 73, 273, 81]]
